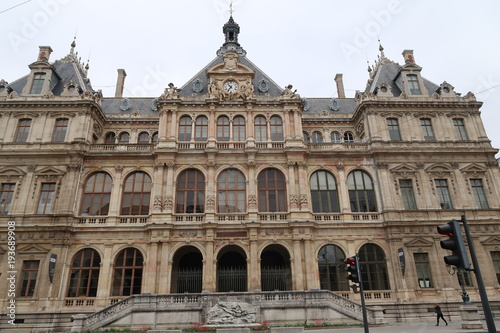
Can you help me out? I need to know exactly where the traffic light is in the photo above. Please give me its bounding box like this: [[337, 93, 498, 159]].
[[344, 256, 360, 284], [437, 220, 470, 270]]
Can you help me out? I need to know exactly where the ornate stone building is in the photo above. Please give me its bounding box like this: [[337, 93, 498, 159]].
[[1, 16, 500, 331]]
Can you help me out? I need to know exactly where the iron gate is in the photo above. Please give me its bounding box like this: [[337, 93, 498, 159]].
[[217, 267, 247, 292], [261, 266, 292, 291], [172, 268, 202, 293]]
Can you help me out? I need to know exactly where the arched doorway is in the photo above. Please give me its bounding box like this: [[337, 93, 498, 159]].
[[358, 243, 390, 290], [171, 246, 203, 293], [217, 246, 247, 292], [260, 244, 292, 291]]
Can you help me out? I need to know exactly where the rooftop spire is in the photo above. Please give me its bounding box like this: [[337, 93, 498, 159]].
[[378, 38, 385, 59], [217, 10, 246, 56]]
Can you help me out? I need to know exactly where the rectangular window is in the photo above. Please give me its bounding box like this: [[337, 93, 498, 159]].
[[453, 118, 468, 140], [15, 119, 32, 143], [0, 183, 15, 215], [471, 179, 489, 209], [37, 183, 56, 214], [458, 270, 473, 287], [407, 74, 421, 95], [20, 260, 39, 297], [491, 251, 500, 284], [387, 118, 401, 141], [399, 179, 417, 210], [414, 253, 433, 288], [435, 179, 453, 209], [420, 118, 435, 141], [30, 73, 46, 94], [52, 118, 69, 142]]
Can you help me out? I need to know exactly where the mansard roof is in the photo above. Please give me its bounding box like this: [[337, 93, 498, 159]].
[[7, 53, 94, 97], [365, 55, 440, 97]]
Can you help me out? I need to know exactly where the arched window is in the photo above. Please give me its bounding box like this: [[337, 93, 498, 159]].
[[312, 131, 323, 143], [344, 131, 354, 143], [176, 169, 205, 213], [331, 131, 341, 143], [67, 249, 100, 297], [270, 116, 283, 141], [121, 172, 151, 216], [233, 116, 246, 142], [359, 244, 390, 290], [217, 169, 246, 213], [112, 248, 143, 296], [258, 168, 286, 212], [310, 170, 339, 213], [195, 116, 208, 141], [217, 116, 230, 141], [303, 132, 310, 143], [138, 132, 149, 144], [318, 245, 348, 291], [81, 172, 112, 216], [104, 132, 116, 144], [118, 132, 130, 144], [254, 116, 267, 142], [347, 170, 377, 212], [52, 118, 69, 142], [178, 116, 192, 141], [151, 132, 158, 144]]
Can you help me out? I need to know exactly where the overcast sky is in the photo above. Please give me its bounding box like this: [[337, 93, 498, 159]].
[[1, 0, 499, 157]]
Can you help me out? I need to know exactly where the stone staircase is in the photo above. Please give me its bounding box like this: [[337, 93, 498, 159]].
[[72, 290, 385, 332]]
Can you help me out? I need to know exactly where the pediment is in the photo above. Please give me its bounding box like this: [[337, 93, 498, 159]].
[[17, 244, 50, 254], [425, 164, 452, 173], [404, 237, 435, 247], [35, 166, 65, 176], [207, 52, 254, 76], [460, 164, 487, 175], [481, 236, 500, 246], [390, 164, 418, 174], [0, 166, 26, 177]]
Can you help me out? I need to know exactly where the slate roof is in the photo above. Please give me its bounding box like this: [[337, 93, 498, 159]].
[[101, 98, 159, 115], [178, 55, 284, 99], [7, 57, 93, 96], [366, 58, 440, 97]]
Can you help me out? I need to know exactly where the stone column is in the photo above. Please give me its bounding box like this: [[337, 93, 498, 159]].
[[249, 237, 260, 290], [292, 239, 304, 290], [96, 244, 114, 306], [143, 242, 159, 293], [169, 108, 178, 141], [303, 239, 316, 290], [158, 242, 170, 294], [164, 162, 175, 214], [293, 110, 302, 139], [158, 110, 168, 140], [108, 165, 124, 217], [287, 162, 298, 211], [283, 109, 292, 140], [204, 228, 216, 292]]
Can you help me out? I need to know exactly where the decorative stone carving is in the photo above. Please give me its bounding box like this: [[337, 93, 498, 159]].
[[206, 195, 215, 210], [161, 83, 181, 99], [289, 194, 299, 208], [154, 195, 163, 211], [164, 196, 173, 210], [114, 165, 123, 173], [248, 195, 257, 209], [300, 194, 308, 208], [207, 301, 256, 325], [281, 84, 299, 99]]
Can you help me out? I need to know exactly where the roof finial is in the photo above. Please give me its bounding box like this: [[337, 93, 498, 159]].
[[230, 0, 234, 17], [378, 36, 385, 59]]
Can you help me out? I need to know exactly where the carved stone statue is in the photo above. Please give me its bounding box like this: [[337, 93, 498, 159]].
[[162, 83, 181, 99], [207, 301, 256, 325], [281, 84, 298, 99]]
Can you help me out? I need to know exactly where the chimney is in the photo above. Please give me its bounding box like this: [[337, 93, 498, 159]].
[[334, 73, 346, 98], [115, 69, 127, 98], [38, 46, 53, 62], [402, 50, 415, 64]]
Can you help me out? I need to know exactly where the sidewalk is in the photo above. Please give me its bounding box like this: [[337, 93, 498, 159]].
[[305, 320, 500, 332]]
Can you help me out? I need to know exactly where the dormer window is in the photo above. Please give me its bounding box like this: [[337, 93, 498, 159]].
[[30, 73, 46, 94], [407, 74, 421, 95]]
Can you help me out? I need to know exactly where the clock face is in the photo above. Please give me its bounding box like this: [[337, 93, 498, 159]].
[[224, 81, 238, 93]]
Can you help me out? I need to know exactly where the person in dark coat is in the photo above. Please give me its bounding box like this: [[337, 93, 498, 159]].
[[435, 303, 448, 326]]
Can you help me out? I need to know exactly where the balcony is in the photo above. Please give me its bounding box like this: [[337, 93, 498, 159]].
[[88, 144, 154, 153], [307, 142, 368, 152]]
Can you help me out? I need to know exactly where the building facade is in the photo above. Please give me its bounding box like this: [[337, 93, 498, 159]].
[[1, 16, 500, 331]]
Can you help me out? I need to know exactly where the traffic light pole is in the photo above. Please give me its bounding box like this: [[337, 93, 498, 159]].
[[355, 253, 369, 333], [461, 215, 496, 333]]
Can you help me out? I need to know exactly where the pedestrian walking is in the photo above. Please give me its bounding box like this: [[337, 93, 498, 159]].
[[434, 303, 448, 326]]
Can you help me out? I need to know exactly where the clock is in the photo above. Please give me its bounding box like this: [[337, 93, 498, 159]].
[[223, 80, 238, 93]]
